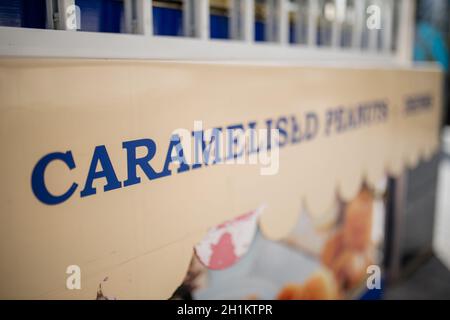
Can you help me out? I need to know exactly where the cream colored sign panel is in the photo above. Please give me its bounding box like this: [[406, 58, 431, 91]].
[[0, 59, 442, 299]]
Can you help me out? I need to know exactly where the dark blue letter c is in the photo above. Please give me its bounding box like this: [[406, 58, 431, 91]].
[[31, 151, 78, 205]]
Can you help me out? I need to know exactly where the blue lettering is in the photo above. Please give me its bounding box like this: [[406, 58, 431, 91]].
[[122, 138, 159, 187], [31, 151, 78, 205], [80, 145, 121, 197], [159, 134, 190, 177]]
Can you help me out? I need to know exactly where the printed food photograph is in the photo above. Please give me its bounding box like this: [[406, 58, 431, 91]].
[[171, 181, 386, 300]]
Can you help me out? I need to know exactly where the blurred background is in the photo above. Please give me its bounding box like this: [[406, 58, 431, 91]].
[[0, 0, 448, 299]]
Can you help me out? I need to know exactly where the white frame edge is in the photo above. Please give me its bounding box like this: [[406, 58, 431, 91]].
[[0, 26, 399, 64]]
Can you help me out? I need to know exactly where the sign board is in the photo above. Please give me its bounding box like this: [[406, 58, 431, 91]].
[[0, 59, 442, 298]]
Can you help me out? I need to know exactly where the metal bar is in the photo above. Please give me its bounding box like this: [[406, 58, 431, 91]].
[[46, 0, 76, 30], [45, 0, 55, 29], [124, 0, 133, 34], [352, 0, 364, 49], [368, 30, 378, 52], [57, 0, 76, 30], [230, 0, 241, 40], [135, 0, 153, 35], [332, 0, 346, 48], [367, 0, 378, 51], [183, 0, 194, 37], [307, 0, 319, 46], [266, 0, 277, 42], [278, 0, 289, 45], [243, 0, 254, 42], [183, 0, 209, 39], [294, 0, 303, 44], [195, 0, 209, 40], [382, 0, 393, 53], [352, 0, 366, 49], [396, 0, 415, 63]]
